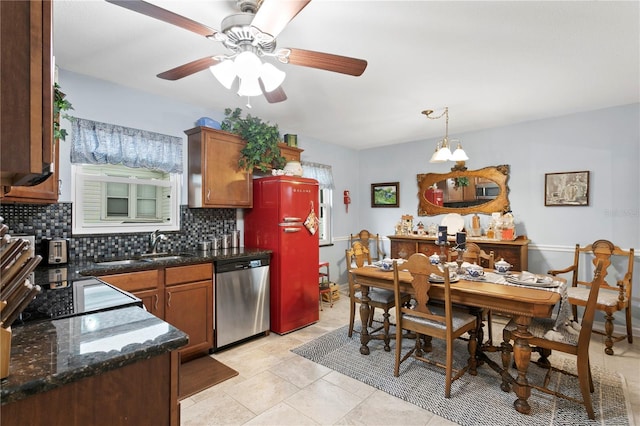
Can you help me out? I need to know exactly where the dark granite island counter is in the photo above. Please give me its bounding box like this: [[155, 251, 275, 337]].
[[0, 307, 188, 426]]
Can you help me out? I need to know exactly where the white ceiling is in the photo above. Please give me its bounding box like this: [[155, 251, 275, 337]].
[[53, 0, 639, 150]]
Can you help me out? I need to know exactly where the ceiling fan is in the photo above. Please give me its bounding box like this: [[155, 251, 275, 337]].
[[105, 0, 368, 103]]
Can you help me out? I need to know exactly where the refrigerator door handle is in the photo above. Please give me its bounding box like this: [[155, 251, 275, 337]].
[[282, 217, 303, 223], [283, 227, 301, 233]]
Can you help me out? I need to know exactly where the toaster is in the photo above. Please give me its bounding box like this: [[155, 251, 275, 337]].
[[42, 238, 69, 265]]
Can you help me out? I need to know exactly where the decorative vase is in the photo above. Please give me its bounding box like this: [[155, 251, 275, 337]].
[[283, 161, 303, 176]]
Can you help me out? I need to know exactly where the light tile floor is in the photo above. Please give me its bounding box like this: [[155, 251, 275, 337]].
[[181, 291, 640, 425]]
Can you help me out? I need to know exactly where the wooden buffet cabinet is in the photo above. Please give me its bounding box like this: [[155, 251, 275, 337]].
[[99, 263, 213, 362], [388, 235, 530, 271]]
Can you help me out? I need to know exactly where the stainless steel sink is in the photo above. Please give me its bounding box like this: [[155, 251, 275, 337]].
[[96, 259, 144, 266], [140, 253, 192, 262], [141, 254, 186, 262]]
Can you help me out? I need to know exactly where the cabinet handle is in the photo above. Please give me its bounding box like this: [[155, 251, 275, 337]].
[[283, 227, 301, 233], [206, 189, 210, 202], [167, 291, 171, 307], [154, 294, 159, 311]]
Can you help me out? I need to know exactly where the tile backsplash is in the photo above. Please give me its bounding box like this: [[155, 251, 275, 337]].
[[0, 203, 236, 262]]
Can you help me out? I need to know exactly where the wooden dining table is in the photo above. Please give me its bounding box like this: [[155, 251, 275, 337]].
[[349, 265, 563, 415]]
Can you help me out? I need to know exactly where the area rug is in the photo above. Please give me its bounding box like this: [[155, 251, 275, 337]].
[[179, 355, 238, 400], [292, 325, 632, 426]]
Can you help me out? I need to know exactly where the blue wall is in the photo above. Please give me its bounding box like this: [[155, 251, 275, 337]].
[[56, 69, 639, 332]]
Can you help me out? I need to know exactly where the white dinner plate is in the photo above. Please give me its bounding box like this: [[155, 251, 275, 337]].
[[441, 213, 465, 235]]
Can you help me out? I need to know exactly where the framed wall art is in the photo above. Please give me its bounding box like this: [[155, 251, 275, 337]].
[[371, 182, 399, 208], [544, 171, 589, 206]]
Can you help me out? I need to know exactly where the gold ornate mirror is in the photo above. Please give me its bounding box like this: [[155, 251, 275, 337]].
[[417, 165, 510, 216]]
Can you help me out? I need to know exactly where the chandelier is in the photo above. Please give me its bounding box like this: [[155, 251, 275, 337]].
[[422, 107, 469, 170]]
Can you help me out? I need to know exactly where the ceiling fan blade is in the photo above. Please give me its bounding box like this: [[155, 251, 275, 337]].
[[285, 48, 367, 76], [251, 0, 311, 38], [105, 0, 218, 38], [259, 79, 288, 103], [157, 57, 221, 81]]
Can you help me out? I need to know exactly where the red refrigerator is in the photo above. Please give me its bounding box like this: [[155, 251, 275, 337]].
[[244, 176, 320, 334]]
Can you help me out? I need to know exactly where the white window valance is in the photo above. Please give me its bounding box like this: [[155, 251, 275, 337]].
[[71, 117, 183, 173], [302, 161, 335, 190]]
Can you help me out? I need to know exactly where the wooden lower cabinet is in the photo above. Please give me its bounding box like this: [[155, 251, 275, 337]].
[[165, 280, 212, 361], [1, 352, 180, 426], [165, 263, 213, 361], [98, 263, 213, 360], [99, 269, 163, 317], [389, 235, 530, 271]]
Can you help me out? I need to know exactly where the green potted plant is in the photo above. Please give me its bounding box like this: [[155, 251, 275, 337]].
[[220, 107, 286, 172], [54, 83, 73, 141]]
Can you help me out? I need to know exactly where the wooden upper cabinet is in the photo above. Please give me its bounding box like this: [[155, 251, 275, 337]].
[[278, 143, 302, 163], [0, 0, 54, 190], [186, 127, 253, 208], [1, 136, 59, 203]]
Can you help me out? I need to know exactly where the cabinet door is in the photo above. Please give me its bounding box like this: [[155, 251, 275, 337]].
[[165, 280, 213, 358], [0, 0, 53, 187], [135, 288, 164, 318], [202, 129, 252, 208]]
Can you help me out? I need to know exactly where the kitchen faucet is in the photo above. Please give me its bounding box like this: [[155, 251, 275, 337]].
[[148, 229, 168, 254]]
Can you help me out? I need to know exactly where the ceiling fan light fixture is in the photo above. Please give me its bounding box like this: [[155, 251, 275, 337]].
[[234, 50, 262, 79], [237, 77, 263, 97], [260, 62, 286, 92], [210, 59, 236, 89]]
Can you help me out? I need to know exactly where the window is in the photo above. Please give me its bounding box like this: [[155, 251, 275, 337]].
[[318, 188, 332, 246], [72, 164, 180, 235], [302, 161, 334, 247]]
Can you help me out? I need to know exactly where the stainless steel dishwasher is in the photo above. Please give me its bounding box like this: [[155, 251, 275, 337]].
[[213, 254, 270, 351]]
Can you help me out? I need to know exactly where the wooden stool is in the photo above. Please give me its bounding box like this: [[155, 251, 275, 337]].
[[319, 261, 333, 310]]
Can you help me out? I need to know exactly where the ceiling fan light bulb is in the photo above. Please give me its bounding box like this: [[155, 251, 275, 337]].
[[260, 62, 286, 92], [210, 60, 236, 89], [234, 51, 262, 79], [237, 77, 263, 97]]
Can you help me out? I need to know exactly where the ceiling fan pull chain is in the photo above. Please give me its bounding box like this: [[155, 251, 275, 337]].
[[246, 96, 252, 109]]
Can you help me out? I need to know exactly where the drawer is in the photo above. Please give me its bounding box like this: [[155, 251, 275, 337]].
[[99, 269, 160, 292], [165, 262, 212, 286]]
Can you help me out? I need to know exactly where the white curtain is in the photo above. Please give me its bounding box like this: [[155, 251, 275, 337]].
[[302, 161, 334, 190], [71, 117, 183, 173]]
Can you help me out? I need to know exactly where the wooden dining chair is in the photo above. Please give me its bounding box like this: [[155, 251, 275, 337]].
[[449, 242, 496, 345], [501, 260, 605, 420], [393, 253, 477, 398], [548, 239, 634, 355], [346, 242, 409, 352], [349, 229, 386, 262]]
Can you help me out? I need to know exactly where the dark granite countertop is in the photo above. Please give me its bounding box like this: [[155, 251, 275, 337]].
[[34, 247, 272, 283], [1, 306, 188, 405]]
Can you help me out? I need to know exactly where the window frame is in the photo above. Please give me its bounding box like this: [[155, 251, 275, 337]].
[[71, 164, 180, 235], [318, 188, 332, 246]]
